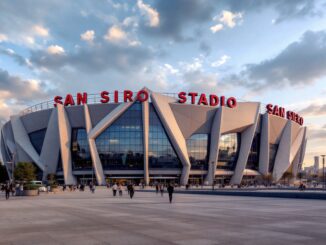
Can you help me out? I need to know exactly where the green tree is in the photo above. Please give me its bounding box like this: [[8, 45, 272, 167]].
[[14, 162, 36, 182]]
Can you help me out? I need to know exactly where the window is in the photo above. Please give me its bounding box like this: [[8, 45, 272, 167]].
[[149, 104, 182, 169], [71, 128, 92, 170], [95, 103, 144, 170], [29, 129, 46, 154], [217, 133, 240, 170], [246, 133, 260, 171], [186, 134, 209, 170]]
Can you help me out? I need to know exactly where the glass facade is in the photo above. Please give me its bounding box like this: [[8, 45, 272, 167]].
[[29, 129, 46, 154], [269, 144, 278, 172], [96, 103, 144, 170], [71, 128, 92, 170], [149, 104, 182, 169], [217, 133, 240, 170], [186, 134, 209, 170], [57, 151, 63, 172], [246, 133, 260, 171]]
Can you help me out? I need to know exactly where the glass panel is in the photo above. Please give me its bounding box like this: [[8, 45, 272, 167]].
[[186, 134, 209, 170], [246, 133, 260, 171], [71, 128, 92, 170], [149, 104, 182, 169], [217, 133, 240, 170], [29, 129, 46, 155], [95, 103, 144, 170]]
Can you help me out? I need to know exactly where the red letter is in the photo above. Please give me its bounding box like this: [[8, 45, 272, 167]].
[[227, 97, 237, 108], [287, 111, 292, 120], [266, 104, 273, 114], [299, 117, 304, 125], [220, 96, 225, 106], [114, 90, 119, 103], [178, 92, 187, 103], [198, 94, 208, 106], [124, 90, 133, 102], [188, 92, 198, 104], [76, 92, 88, 105], [54, 96, 62, 107], [136, 90, 149, 102], [64, 94, 75, 106], [209, 95, 219, 106], [100, 91, 110, 103], [273, 105, 279, 116], [279, 107, 285, 118]]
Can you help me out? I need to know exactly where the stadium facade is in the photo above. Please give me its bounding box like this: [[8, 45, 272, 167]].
[[0, 88, 307, 186]]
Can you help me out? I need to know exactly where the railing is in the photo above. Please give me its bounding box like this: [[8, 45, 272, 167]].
[[19, 92, 267, 115]]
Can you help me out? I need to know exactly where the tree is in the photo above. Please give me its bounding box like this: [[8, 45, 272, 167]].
[[14, 162, 36, 182], [0, 164, 9, 183]]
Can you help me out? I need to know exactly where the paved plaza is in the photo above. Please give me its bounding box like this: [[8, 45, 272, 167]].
[[0, 189, 326, 245]]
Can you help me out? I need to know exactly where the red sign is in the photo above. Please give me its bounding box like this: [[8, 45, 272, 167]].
[[266, 104, 304, 125], [54, 90, 237, 109]]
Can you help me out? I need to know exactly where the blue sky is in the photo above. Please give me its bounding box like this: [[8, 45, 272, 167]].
[[0, 0, 325, 167]]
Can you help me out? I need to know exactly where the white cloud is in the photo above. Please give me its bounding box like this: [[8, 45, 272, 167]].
[[32, 25, 49, 37], [211, 55, 230, 67], [137, 0, 159, 27], [210, 24, 224, 33], [218, 10, 242, 28], [47, 45, 65, 55], [210, 10, 243, 33], [104, 25, 141, 46], [164, 64, 179, 75], [81, 30, 95, 43], [0, 33, 8, 42], [104, 25, 127, 42]]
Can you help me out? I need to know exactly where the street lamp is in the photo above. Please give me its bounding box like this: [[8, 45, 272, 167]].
[[321, 155, 325, 190]]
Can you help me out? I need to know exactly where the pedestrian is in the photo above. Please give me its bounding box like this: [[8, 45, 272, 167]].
[[5, 183, 11, 200], [167, 183, 174, 203], [118, 184, 123, 196], [90, 182, 95, 193], [63, 184, 66, 191], [112, 183, 118, 196], [155, 184, 159, 195], [128, 184, 134, 199], [160, 184, 164, 197]]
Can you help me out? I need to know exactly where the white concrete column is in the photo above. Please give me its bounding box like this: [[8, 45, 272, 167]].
[[84, 104, 106, 185], [57, 104, 76, 185], [142, 100, 149, 185], [205, 108, 223, 185]]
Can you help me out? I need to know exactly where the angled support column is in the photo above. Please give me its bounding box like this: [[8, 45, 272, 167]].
[[10, 115, 44, 171], [40, 109, 60, 180], [142, 100, 149, 185], [259, 113, 269, 175], [150, 92, 191, 185], [230, 104, 260, 184], [206, 108, 223, 185], [57, 104, 76, 185], [84, 104, 106, 185]]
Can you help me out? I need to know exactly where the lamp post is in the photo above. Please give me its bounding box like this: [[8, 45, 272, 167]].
[[321, 155, 325, 190]]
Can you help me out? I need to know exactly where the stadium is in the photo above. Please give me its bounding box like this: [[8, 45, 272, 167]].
[[0, 88, 307, 186]]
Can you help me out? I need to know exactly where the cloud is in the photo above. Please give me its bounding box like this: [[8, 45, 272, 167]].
[[211, 55, 230, 67], [0, 48, 33, 68], [80, 30, 95, 43], [137, 0, 159, 27], [210, 10, 242, 33], [47, 45, 65, 55], [210, 24, 223, 33], [104, 25, 140, 46], [298, 104, 326, 117], [225, 30, 326, 91], [32, 25, 49, 37], [0, 33, 8, 42]]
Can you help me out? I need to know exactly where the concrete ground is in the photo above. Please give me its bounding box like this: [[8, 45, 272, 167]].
[[0, 189, 326, 245]]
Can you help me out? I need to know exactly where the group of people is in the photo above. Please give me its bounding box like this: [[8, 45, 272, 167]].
[[111, 183, 135, 199], [155, 183, 174, 203]]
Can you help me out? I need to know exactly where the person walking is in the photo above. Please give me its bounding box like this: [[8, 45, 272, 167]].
[[112, 183, 118, 197], [167, 183, 174, 203], [155, 184, 159, 195], [128, 184, 134, 199], [160, 184, 164, 197], [118, 184, 123, 196], [90, 182, 95, 193], [5, 183, 11, 200]]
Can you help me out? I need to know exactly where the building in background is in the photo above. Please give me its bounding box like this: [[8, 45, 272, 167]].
[[0, 89, 307, 185]]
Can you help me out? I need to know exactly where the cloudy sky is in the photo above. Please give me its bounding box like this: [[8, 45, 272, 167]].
[[0, 0, 325, 167]]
